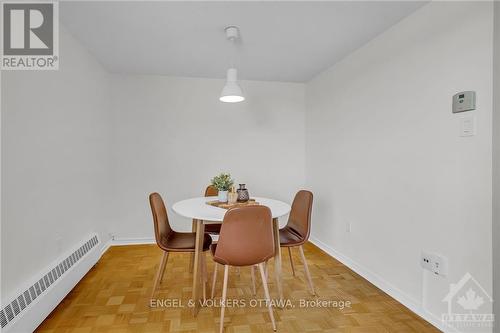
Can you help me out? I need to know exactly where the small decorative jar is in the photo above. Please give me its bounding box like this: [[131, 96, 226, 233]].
[[228, 187, 238, 204], [218, 190, 228, 202], [237, 184, 249, 202]]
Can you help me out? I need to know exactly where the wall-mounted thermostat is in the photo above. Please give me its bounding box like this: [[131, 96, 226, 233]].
[[452, 91, 476, 113]]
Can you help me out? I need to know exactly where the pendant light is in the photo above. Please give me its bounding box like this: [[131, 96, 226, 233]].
[[220, 68, 244, 103], [220, 26, 245, 103]]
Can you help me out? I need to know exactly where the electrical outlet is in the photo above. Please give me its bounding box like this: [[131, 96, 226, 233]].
[[421, 251, 448, 277], [421, 252, 433, 270], [432, 254, 448, 277]]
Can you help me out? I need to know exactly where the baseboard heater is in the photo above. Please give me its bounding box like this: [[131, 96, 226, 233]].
[[1, 234, 101, 332]]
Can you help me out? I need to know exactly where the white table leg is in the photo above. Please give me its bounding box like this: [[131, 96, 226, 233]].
[[191, 219, 204, 316]]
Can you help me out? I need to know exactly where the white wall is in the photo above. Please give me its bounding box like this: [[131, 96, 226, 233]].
[[305, 2, 493, 330], [1, 26, 112, 299], [493, 2, 500, 331], [110, 75, 305, 238]]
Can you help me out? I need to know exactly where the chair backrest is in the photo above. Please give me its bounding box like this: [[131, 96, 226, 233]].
[[149, 192, 173, 247], [286, 190, 313, 243], [205, 185, 219, 197], [214, 205, 274, 266]]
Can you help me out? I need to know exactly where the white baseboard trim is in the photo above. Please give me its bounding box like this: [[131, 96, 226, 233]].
[[100, 238, 113, 256], [309, 237, 459, 333], [111, 237, 155, 246], [3, 234, 104, 333]]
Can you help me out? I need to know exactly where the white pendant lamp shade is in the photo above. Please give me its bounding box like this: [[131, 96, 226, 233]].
[[220, 68, 245, 103]]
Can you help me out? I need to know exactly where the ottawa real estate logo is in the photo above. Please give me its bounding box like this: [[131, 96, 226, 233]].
[[442, 272, 494, 331], [1, 1, 59, 70]]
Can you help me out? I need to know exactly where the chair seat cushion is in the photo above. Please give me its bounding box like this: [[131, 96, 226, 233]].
[[160, 232, 212, 252], [210, 243, 274, 266], [279, 226, 304, 247]]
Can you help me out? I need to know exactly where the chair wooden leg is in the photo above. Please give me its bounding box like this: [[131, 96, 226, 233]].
[[211, 263, 218, 299], [258, 263, 276, 331], [272, 218, 284, 302], [250, 265, 256, 295], [264, 261, 269, 283], [158, 251, 170, 283], [220, 265, 229, 333], [201, 253, 207, 301], [288, 247, 296, 277], [299, 245, 315, 295], [151, 251, 169, 298]]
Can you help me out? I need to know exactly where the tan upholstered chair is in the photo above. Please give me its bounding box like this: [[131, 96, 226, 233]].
[[279, 190, 315, 295], [211, 206, 276, 332], [203, 185, 221, 234], [149, 192, 212, 298], [204, 184, 219, 197]]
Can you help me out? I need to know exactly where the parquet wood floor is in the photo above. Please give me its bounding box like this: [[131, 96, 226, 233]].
[[35, 243, 440, 333]]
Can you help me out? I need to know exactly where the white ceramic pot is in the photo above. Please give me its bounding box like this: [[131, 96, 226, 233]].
[[218, 190, 228, 202]]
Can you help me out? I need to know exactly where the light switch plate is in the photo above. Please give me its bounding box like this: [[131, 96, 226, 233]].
[[460, 116, 476, 137]]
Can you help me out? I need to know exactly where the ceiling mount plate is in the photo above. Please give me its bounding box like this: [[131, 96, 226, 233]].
[[224, 26, 239, 41]]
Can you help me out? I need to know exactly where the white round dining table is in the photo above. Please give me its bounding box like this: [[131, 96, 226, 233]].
[[171, 196, 290, 316], [172, 196, 291, 222]]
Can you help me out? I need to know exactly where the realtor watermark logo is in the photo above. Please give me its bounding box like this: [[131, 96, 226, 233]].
[[442, 273, 494, 331], [1, 1, 59, 70]]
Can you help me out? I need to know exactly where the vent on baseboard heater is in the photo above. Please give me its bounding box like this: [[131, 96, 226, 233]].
[[0, 235, 99, 329]]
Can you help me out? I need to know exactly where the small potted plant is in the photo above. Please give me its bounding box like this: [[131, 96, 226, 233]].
[[211, 172, 234, 202]]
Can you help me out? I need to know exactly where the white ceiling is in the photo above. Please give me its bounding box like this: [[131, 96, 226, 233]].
[[60, 1, 426, 82]]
